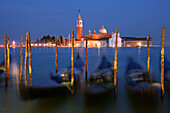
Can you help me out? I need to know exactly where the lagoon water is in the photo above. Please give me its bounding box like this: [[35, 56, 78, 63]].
[[0, 47, 170, 113]]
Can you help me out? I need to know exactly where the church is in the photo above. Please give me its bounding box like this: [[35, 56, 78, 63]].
[[75, 10, 122, 48]]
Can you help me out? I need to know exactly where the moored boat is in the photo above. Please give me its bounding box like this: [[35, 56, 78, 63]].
[[164, 58, 170, 82], [19, 53, 85, 100], [0, 61, 5, 75], [125, 57, 160, 98], [84, 56, 114, 103], [164, 58, 170, 93], [19, 80, 71, 100], [51, 53, 85, 84]]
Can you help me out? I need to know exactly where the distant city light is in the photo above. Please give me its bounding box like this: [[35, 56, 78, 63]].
[[137, 42, 142, 47], [12, 41, 15, 46], [97, 43, 101, 48], [12, 41, 16, 48]]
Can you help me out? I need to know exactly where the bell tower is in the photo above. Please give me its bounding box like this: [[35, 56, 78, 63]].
[[77, 10, 83, 39]]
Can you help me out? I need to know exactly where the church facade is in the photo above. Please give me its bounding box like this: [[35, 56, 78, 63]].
[[75, 10, 122, 48]]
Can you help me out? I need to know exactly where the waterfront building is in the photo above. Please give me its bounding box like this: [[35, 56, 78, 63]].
[[75, 10, 122, 48], [121, 37, 152, 47]]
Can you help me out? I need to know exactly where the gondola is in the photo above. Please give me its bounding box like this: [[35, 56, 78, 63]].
[[51, 53, 85, 85], [19, 80, 71, 100], [125, 57, 160, 98], [0, 61, 5, 75], [19, 53, 85, 100], [84, 56, 114, 103], [164, 58, 170, 83], [164, 58, 170, 93]]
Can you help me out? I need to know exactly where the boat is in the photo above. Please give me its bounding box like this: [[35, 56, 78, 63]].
[[164, 58, 170, 82], [125, 57, 160, 98], [84, 56, 114, 103], [0, 61, 5, 75], [19, 80, 71, 100], [163, 58, 170, 93], [0, 56, 11, 76], [19, 53, 85, 100], [51, 53, 85, 85]]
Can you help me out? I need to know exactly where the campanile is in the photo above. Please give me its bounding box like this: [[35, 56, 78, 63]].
[[76, 10, 83, 39]]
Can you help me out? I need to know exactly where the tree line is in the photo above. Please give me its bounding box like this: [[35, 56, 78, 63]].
[[36, 35, 69, 46]]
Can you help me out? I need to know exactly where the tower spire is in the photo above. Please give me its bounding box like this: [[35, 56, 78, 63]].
[[78, 9, 81, 19], [77, 9, 83, 39]]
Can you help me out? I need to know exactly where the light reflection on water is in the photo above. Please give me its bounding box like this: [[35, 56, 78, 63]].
[[0, 47, 170, 113]]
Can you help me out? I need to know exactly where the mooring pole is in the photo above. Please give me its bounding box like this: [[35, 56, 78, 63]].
[[28, 32, 32, 86], [147, 35, 150, 72], [161, 27, 165, 97], [20, 36, 23, 82], [24, 33, 28, 87], [7, 37, 10, 80], [55, 36, 58, 73], [4, 34, 7, 87], [114, 28, 118, 96], [85, 37, 88, 83], [71, 30, 74, 92]]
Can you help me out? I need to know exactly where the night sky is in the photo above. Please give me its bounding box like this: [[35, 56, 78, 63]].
[[0, 0, 170, 44]]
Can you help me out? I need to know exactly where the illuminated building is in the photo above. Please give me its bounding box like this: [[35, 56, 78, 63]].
[[121, 37, 152, 47], [75, 10, 122, 47]]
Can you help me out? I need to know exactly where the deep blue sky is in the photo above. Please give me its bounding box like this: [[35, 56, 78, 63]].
[[0, 0, 170, 44]]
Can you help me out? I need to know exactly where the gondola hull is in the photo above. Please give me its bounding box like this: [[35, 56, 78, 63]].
[[84, 56, 114, 103], [125, 57, 160, 98], [126, 82, 160, 97], [165, 71, 170, 95], [51, 53, 85, 84], [0, 61, 5, 75], [19, 80, 71, 100]]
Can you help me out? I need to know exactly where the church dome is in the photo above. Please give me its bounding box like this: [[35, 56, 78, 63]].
[[99, 25, 107, 34]]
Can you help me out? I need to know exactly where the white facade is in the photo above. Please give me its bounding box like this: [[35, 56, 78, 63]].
[[109, 33, 122, 47]]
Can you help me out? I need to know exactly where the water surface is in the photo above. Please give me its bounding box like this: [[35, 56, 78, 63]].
[[0, 47, 170, 113]]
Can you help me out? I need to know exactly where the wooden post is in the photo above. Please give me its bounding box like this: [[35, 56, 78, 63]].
[[28, 32, 32, 86], [55, 37, 58, 73], [20, 36, 23, 81], [147, 35, 150, 72], [4, 34, 7, 86], [114, 28, 118, 96], [161, 27, 165, 97], [85, 37, 88, 83], [71, 30, 74, 88], [24, 34, 28, 87], [7, 37, 10, 80]]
